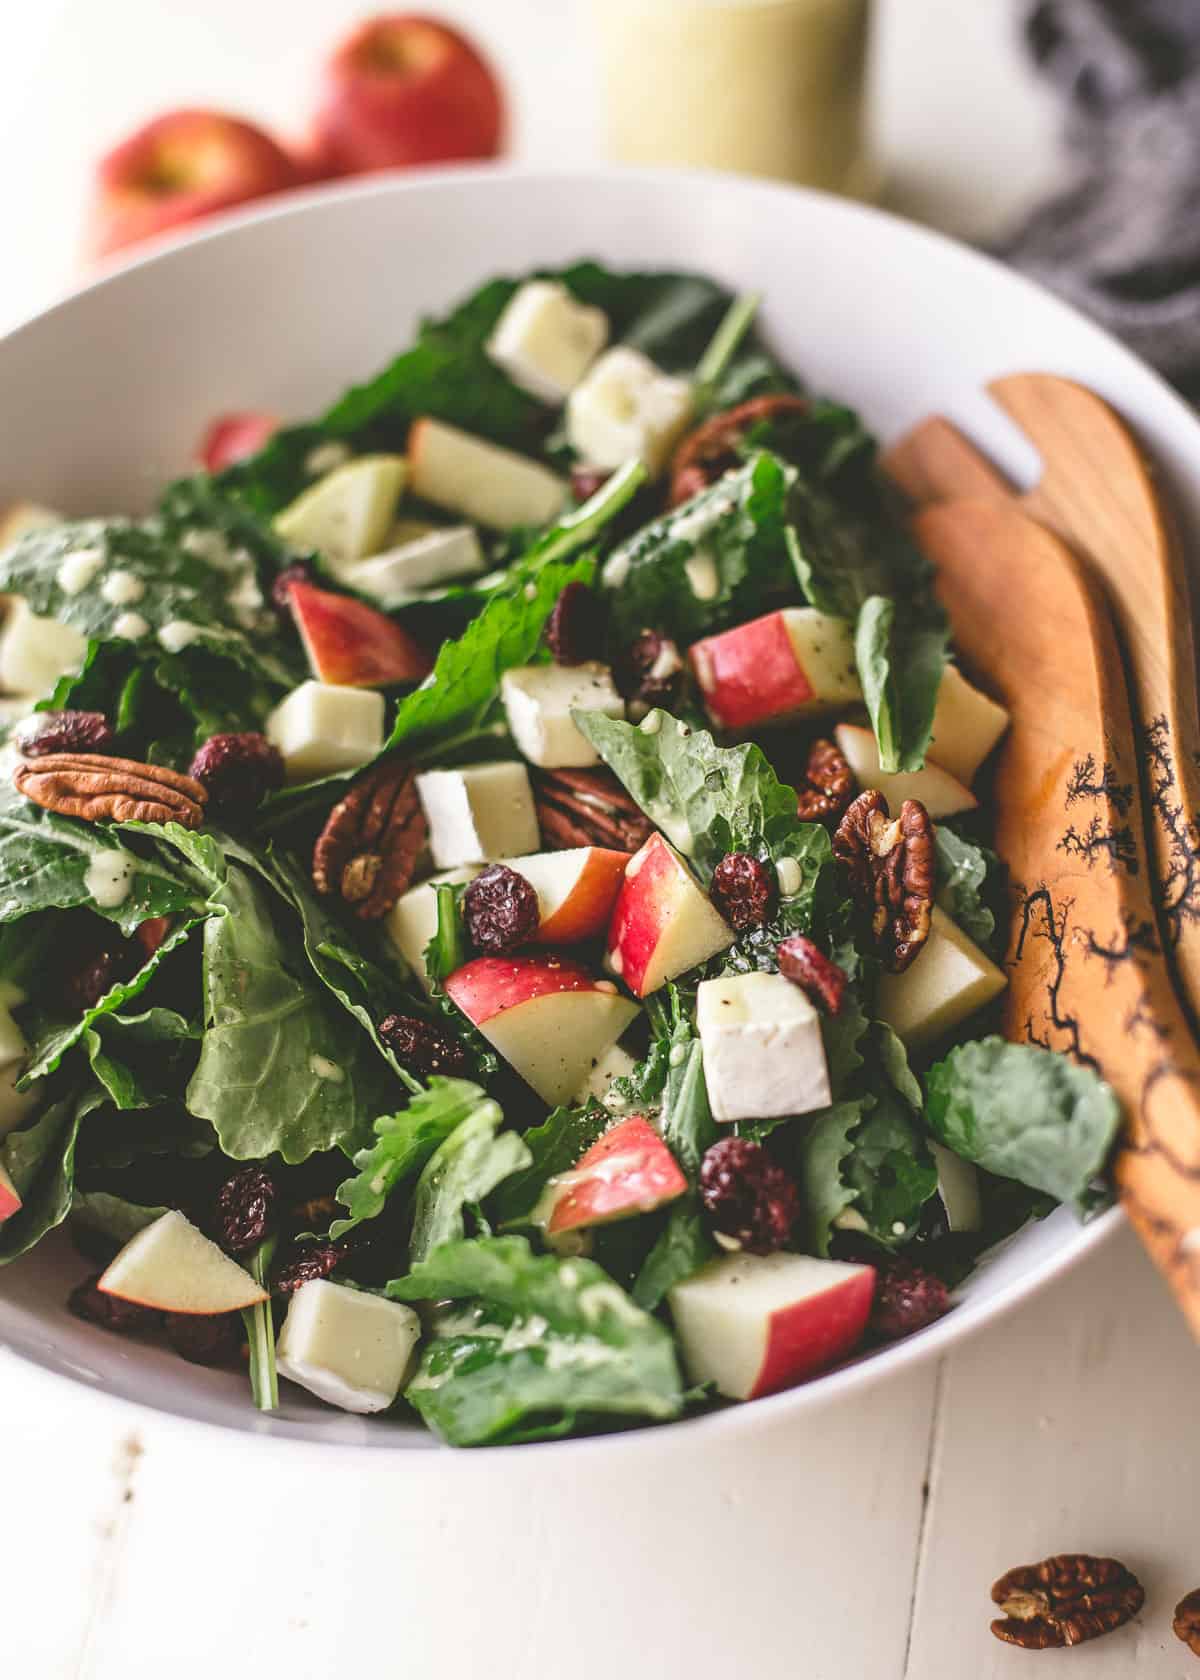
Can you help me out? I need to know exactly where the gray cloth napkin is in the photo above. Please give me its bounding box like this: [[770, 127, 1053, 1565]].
[[999, 0, 1200, 397]]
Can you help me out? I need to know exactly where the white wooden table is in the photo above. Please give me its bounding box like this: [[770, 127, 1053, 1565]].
[[2, 5, 1199, 1676]]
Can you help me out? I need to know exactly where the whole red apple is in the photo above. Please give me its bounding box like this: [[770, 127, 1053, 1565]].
[[312, 15, 505, 175], [88, 110, 299, 261]]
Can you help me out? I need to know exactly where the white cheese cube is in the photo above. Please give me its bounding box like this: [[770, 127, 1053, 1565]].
[[416, 761, 540, 869], [566, 347, 693, 475], [571, 1041, 638, 1107], [265, 680, 385, 782], [487, 280, 609, 404], [273, 455, 407, 571], [0, 502, 61, 546], [408, 419, 566, 530], [0, 599, 87, 697], [697, 971, 831, 1123], [343, 526, 485, 605], [500, 662, 625, 769], [876, 906, 1006, 1051], [385, 866, 482, 990], [276, 1280, 421, 1414]]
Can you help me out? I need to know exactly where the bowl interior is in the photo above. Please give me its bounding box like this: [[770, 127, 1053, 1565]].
[[3, 166, 1191, 1449]]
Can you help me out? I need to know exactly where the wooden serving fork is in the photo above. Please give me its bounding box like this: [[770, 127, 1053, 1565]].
[[909, 495, 1200, 1336]]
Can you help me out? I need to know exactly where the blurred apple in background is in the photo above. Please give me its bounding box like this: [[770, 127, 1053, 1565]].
[[198, 411, 280, 472], [311, 14, 504, 174], [87, 109, 300, 259]]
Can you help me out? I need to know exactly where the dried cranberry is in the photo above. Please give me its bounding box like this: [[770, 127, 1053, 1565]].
[[17, 710, 115, 757], [60, 932, 143, 1015], [211, 1165, 277, 1255], [545, 581, 602, 665], [68, 1272, 162, 1334], [699, 1136, 799, 1254], [274, 1239, 346, 1294], [379, 1012, 472, 1078], [570, 464, 612, 502], [777, 935, 848, 1015], [711, 853, 776, 931], [870, 1258, 950, 1340], [462, 863, 540, 953], [164, 1310, 245, 1366], [612, 629, 684, 715], [189, 731, 284, 817], [271, 561, 312, 612]]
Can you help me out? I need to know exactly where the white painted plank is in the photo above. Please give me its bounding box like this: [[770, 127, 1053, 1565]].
[[906, 1225, 1200, 1677]]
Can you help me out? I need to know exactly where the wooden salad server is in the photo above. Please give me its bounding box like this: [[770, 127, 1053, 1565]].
[[911, 495, 1200, 1337], [884, 374, 1200, 1038]]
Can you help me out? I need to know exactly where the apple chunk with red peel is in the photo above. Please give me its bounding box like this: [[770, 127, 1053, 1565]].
[[445, 953, 639, 1108], [98, 1210, 268, 1314], [668, 1252, 877, 1400], [500, 847, 629, 945], [0, 1161, 21, 1225], [541, 1115, 687, 1236], [689, 607, 860, 732], [605, 833, 733, 998], [198, 411, 278, 473], [287, 579, 431, 689], [834, 723, 977, 821]]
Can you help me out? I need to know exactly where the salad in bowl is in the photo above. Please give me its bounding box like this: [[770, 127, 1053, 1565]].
[[0, 262, 1121, 1446]]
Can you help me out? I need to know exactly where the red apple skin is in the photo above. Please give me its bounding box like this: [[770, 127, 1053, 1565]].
[[87, 110, 299, 261], [690, 611, 814, 732], [530, 849, 629, 946], [445, 952, 608, 1027], [545, 1115, 687, 1235], [287, 579, 432, 688], [750, 1266, 876, 1398], [0, 1161, 21, 1224], [312, 14, 505, 174], [198, 411, 278, 473]]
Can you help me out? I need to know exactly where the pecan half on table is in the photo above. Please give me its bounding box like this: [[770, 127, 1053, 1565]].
[[532, 767, 653, 853], [1175, 1588, 1200, 1657], [795, 737, 855, 824], [13, 753, 206, 828], [832, 789, 934, 972], [311, 759, 426, 920], [990, 1555, 1144, 1649]]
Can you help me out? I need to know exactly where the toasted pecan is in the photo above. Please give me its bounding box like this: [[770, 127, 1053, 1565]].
[[13, 753, 206, 828]]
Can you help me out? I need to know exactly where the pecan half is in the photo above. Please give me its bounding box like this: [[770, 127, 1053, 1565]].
[[796, 737, 855, 824], [311, 759, 426, 920], [1175, 1588, 1200, 1656], [833, 790, 934, 973], [532, 767, 654, 854], [669, 394, 809, 506], [13, 753, 206, 827], [990, 1555, 1144, 1649]]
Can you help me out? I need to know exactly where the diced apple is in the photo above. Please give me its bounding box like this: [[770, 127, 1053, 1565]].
[[0, 599, 87, 697], [408, 418, 566, 530], [696, 971, 831, 1122], [0, 1003, 35, 1141], [486, 280, 609, 404], [834, 723, 978, 820], [265, 680, 385, 780], [500, 846, 629, 945], [606, 834, 733, 997], [97, 1209, 267, 1314], [0, 1160, 21, 1224], [445, 952, 639, 1107], [500, 662, 625, 769], [928, 664, 1010, 786], [690, 607, 860, 732], [565, 347, 692, 474], [273, 454, 407, 570], [340, 525, 485, 605], [571, 1041, 638, 1106], [416, 761, 540, 869], [876, 905, 1007, 1051], [276, 1278, 421, 1414], [286, 578, 431, 689], [0, 503, 61, 546], [539, 1114, 686, 1235], [385, 866, 481, 990], [197, 411, 278, 474], [668, 1251, 877, 1400], [930, 1140, 982, 1233]]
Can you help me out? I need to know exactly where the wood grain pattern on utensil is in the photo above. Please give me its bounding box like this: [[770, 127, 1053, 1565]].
[[914, 498, 1200, 1337]]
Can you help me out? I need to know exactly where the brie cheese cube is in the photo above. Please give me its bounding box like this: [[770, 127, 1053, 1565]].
[[0, 502, 61, 546], [265, 680, 385, 781], [343, 525, 485, 604], [415, 760, 540, 869], [276, 1280, 421, 1415], [408, 418, 566, 530], [566, 347, 692, 475], [876, 906, 1006, 1051], [571, 1041, 638, 1107], [385, 866, 482, 990], [0, 599, 87, 697], [273, 454, 407, 571], [487, 280, 609, 405], [500, 662, 625, 769], [697, 971, 831, 1123]]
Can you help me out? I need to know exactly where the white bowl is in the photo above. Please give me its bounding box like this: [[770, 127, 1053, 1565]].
[[3, 164, 1192, 1452]]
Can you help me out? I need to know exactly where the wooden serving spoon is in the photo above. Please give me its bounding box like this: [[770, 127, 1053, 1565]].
[[884, 374, 1200, 1038], [913, 496, 1200, 1336]]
